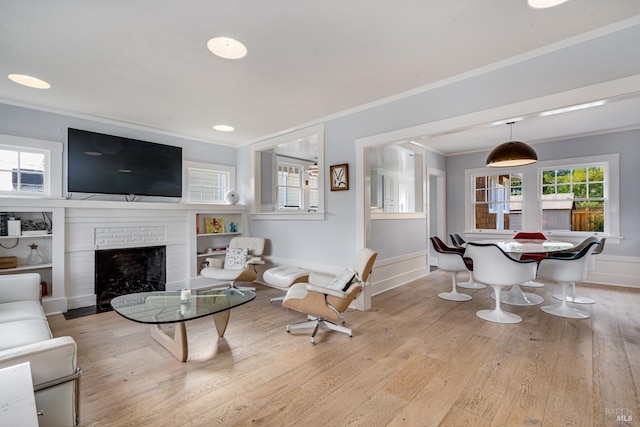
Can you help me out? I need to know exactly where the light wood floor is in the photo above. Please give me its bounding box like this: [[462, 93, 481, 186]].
[[48, 270, 640, 426]]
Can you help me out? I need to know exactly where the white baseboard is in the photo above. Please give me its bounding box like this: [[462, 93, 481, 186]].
[[587, 254, 640, 288], [42, 296, 67, 316]]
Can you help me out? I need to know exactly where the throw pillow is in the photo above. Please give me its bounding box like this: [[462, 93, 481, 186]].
[[224, 247, 248, 270], [328, 268, 357, 292]]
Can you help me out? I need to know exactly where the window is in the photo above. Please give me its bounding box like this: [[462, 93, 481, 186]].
[[465, 154, 619, 240], [308, 173, 319, 209], [0, 149, 45, 193], [250, 123, 325, 219], [0, 135, 60, 199], [540, 163, 606, 232], [472, 173, 523, 231], [184, 161, 234, 203], [277, 163, 302, 209]]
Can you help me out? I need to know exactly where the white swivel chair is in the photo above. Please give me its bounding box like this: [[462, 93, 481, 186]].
[[549, 237, 605, 304], [449, 234, 485, 290], [430, 236, 472, 301], [200, 237, 265, 291], [537, 240, 599, 319], [464, 242, 538, 324]]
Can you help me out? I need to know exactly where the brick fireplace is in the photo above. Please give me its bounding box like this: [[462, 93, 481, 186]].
[[64, 206, 190, 311], [95, 245, 166, 311]]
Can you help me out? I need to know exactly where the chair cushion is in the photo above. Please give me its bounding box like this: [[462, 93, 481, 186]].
[[224, 247, 248, 270], [328, 269, 356, 291], [0, 318, 53, 351], [0, 300, 46, 323], [263, 266, 309, 288]]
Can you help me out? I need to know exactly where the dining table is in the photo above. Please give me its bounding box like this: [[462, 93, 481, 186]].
[[474, 238, 574, 306]]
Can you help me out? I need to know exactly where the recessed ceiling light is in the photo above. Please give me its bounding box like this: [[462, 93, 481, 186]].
[[213, 124, 235, 132], [539, 100, 606, 117], [527, 0, 570, 9], [8, 74, 51, 89], [207, 37, 247, 59]]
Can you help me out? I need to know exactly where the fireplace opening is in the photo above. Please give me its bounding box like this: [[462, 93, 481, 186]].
[[95, 245, 166, 312]]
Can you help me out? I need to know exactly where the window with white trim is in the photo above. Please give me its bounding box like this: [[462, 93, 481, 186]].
[[540, 163, 606, 232], [0, 148, 45, 194], [184, 161, 234, 203], [277, 163, 302, 209], [308, 173, 319, 209], [0, 134, 61, 198], [471, 172, 523, 231], [466, 154, 619, 239]]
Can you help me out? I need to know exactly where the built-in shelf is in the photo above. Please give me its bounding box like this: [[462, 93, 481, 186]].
[[196, 232, 242, 237], [193, 212, 245, 276], [0, 263, 53, 273], [0, 234, 52, 240], [197, 251, 226, 257]]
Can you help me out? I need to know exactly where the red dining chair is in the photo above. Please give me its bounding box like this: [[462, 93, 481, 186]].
[[513, 231, 548, 261], [513, 231, 547, 288]]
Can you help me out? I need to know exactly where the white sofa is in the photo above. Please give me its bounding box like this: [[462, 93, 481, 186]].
[[0, 273, 81, 426]]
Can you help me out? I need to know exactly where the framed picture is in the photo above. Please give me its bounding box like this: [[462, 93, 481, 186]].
[[330, 163, 349, 191]]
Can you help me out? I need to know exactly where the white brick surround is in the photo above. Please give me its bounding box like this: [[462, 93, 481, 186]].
[[94, 226, 166, 246], [65, 207, 189, 309]]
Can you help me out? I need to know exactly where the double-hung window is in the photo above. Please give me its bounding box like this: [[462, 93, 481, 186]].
[[540, 163, 606, 232], [471, 172, 523, 231], [277, 163, 302, 209], [466, 154, 619, 240], [308, 173, 319, 210]]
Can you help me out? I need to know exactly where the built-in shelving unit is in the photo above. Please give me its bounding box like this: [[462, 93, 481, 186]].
[[0, 210, 61, 305], [192, 210, 246, 277]]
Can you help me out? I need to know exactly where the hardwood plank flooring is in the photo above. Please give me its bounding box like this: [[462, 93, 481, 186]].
[[48, 271, 640, 426]]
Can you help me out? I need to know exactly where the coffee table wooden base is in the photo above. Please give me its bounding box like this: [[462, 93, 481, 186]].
[[149, 310, 231, 362]]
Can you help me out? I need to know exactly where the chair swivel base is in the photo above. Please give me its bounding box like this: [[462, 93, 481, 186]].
[[541, 304, 590, 319], [208, 283, 256, 292], [478, 285, 522, 324], [438, 291, 472, 302], [286, 317, 352, 345], [520, 280, 545, 288], [542, 282, 591, 319], [476, 309, 522, 324], [551, 281, 596, 304], [456, 273, 486, 290], [457, 279, 486, 290], [490, 285, 543, 306], [552, 293, 596, 304]]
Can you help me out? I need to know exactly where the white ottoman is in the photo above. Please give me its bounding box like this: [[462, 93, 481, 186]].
[[263, 266, 310, 302]]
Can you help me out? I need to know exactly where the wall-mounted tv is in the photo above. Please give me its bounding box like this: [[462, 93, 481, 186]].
[[67, 128, 182, 199]]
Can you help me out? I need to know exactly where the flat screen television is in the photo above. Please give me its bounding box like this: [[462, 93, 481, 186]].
[[67, 128, 182, 198]]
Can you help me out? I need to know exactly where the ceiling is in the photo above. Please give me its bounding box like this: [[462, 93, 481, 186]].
[[2, 1, 640, 154]]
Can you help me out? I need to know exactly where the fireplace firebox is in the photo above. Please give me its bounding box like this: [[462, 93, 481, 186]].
[[95, 246, 166, 311]]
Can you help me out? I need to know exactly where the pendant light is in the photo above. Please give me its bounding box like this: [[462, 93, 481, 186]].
[[486, 122, 537, 168]]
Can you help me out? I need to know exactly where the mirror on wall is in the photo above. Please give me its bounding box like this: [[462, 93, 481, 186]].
[[369, 143, 423, 214], [251, 124, 325, 217]]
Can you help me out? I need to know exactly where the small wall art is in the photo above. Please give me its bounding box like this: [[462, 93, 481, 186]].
[[330, 163, 349, 191]]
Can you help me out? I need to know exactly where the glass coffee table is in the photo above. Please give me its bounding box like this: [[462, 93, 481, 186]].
[[111, 289, 255, 362]]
